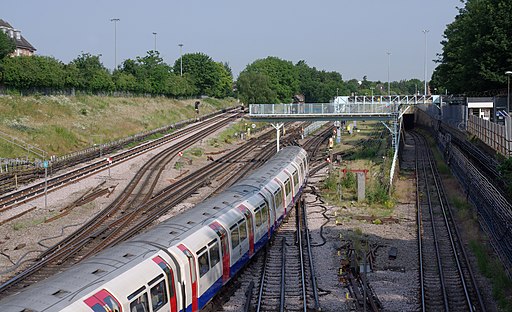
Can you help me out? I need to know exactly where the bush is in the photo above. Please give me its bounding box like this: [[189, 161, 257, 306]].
[[341, 171, 356, 189], [366, 182, 390, 205]]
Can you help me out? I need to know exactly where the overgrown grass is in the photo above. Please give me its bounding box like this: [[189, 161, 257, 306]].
[[208, 120, 263, 147], [0, 95, 235, 159], [185, 147, 204, 157], [470, 241, 512, 311]]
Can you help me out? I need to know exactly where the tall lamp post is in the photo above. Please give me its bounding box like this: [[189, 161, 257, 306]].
[[423, 29, 429, 97], [506, 71, 512, 113], [387, 52, 391, 97], [110, 18, 120, 71], [153, 32, 157, 51], [178, 43, 184, 76]]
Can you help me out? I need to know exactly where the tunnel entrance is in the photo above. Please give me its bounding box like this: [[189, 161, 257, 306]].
[[403, 114, 414, 130]]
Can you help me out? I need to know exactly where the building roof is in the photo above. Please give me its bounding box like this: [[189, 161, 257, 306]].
[[0, 19, 36, 52]]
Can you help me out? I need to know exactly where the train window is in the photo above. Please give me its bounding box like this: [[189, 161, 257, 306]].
[[262, 203, 268, 221], [293, 171, 299, 188], [231, 226, 240, 248], [150, 279, 168, 311], [239, 221, 247, 242], [284, 179, 291, 196], [130, 293, 149, 312], [274, 190, 283, 209], [198, 252, 210, 277], [209, 241, 220, 266], [255, 209, 262, 227]]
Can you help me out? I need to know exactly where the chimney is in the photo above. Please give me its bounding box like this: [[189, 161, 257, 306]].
[[9, 29, 13, 38], [15, 30, 21, 40]]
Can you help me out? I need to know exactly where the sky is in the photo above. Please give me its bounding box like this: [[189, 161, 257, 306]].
[[4, 0, 462, 82]]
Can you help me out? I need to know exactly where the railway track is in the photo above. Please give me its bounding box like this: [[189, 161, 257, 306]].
[[215, 125, 329, 312], [246, 200, 319, 312], [0, 121, 304, 298], [412, 130, 485, 312], [0, 110, 241, 212]]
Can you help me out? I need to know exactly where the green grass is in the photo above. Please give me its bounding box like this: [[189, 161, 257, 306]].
[[0, 95, 235, 159], [185, 147, 204, 157], [470, 241, 512, 311], [208, 120, 264, 147]]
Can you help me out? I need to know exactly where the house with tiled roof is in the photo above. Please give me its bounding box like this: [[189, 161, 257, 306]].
[[0, 19, 36, 56]]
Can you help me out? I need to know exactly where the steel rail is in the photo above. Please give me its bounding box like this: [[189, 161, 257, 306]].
[[415, 131, 450, 311], [426, 136, 484, 311], [415, 136, 426, 312], [280, 236, 286, 312], [256, 248, 268, 312], [303, 199, 320, 311], [0, 112, 239, 210], [297, 200, 308, 312]]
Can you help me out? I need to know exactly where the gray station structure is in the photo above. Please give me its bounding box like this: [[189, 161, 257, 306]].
[[248, 95, 439, 185]]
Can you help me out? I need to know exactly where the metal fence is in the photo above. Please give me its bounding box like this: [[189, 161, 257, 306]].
[[438, 132, 512, 278], [249, 103, 399, 116], [467, 115, 512, 157]]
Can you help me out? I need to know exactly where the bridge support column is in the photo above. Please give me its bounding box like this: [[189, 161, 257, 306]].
[[271, 123, 284, 152], [381, 113, 402, 188]]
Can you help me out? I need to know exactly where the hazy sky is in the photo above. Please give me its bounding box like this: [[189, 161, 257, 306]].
[[4, 0, 461, 82]]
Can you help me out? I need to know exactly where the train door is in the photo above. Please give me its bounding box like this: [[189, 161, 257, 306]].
[[237, 204, 254, 257], [177, 244, 198, 312], [84, 289, 122, 312], [261, 188, 277, 234], [272, 179, 286, 220], [209, 221, 230, 283], [152, 256, 178, 312]]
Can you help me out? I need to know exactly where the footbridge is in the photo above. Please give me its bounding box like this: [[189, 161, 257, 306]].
[[248, 95, 439, 185]]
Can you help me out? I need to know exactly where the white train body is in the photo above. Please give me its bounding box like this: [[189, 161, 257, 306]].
[[0, 146, 308, 312]]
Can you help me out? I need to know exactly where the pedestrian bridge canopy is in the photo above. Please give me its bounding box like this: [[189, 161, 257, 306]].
[[248, 95, 438, 121]]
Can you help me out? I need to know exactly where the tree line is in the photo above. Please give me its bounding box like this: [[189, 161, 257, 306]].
[[431, 0, 512, 95], [0, 30, 424, 102]]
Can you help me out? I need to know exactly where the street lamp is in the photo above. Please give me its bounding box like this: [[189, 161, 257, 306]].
[[178, 43, 184, 76], [506, 71, 512, 113], [110, 18, 120, 71], [423, 29, 429, 97], [386, 52, 391, 97], [153, 32, 157, 51]]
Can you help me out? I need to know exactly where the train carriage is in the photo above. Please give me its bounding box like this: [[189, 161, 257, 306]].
[[0, 146, 308, 312]]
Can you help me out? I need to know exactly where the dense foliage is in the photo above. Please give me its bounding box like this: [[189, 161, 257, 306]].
[[0, 44, 425, 100], [0, 30, 15, 60], [0, 50, 232, 98], [431, 0, 512, 94], [237, 57, 424, 103]]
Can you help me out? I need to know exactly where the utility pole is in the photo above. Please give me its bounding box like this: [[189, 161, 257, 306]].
[[153, 32, 157, 51], [110, 18, 120, 71], [178, 43, 184, 76], [387, 52, 391, 97], [423, 29, 429, 97]]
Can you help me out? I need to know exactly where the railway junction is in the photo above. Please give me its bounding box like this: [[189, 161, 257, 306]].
[[0, 99, 508, 311]]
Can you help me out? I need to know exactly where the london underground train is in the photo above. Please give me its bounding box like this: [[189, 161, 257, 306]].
[[0, 146, 308, 312]]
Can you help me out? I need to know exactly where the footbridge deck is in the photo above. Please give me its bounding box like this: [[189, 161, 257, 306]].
[[248, 95, 437, 122], [247, 95, 439, 187]]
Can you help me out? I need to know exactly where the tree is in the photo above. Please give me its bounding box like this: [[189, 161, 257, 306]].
[[1, 55, 66, 90], [237, 71, 277, 103], [432, 0, 512, 94], [0, 30, 15, 59], [69, 53, 114, 92], [173, 52, 231, 97], [240, 57, 299, 103]]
